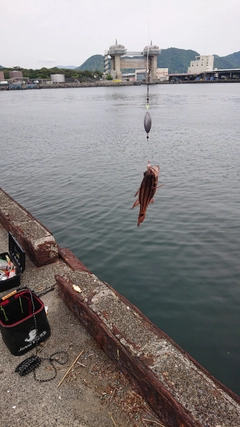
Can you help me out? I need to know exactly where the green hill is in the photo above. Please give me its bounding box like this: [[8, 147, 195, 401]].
[[77, 54, 104, 71], [214, 51, 240, 69], [226, 51, 240, 66], [157, 48, 199, 73]]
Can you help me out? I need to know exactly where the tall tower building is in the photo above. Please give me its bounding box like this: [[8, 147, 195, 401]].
[[108, 40, 126, 80]]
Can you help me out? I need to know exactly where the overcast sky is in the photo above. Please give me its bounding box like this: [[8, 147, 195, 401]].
[[1, 0, 239, 69]]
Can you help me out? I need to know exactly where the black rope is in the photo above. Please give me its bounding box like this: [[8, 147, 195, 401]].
[[15, 355, 41, 376], [15, 350, 69, 382]]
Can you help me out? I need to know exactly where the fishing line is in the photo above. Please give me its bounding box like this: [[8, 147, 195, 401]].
[[144, 0, 152, 142], [144, 45, 152, 141], [143, 0, 153, 183], [132, 1, 163, 226]]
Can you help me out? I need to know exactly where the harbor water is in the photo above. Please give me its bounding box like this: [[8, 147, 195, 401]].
[[1, 83, 240, 395]]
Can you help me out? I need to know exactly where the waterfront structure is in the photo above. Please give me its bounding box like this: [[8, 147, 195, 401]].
[[107, 41, 126, 80], [187, 55, 214, 73], [50, 74, 65, 83], [169, 66, 240, 83], [8, 70, 27, 88], [156, 68, 169, 82], [0, 71, 4, 81], [105, 41, 160, 83], [9, 70, 23, 79], [168, 54, 240, 82]]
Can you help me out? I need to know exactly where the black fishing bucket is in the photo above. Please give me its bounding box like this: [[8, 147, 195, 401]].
[[0, 288, 50, 356]]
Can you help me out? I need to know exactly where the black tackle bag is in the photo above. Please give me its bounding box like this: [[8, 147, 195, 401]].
[[0, 288, 51, 356]]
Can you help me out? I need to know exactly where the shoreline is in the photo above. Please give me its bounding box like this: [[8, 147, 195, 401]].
[[1, 79, 240, 91]]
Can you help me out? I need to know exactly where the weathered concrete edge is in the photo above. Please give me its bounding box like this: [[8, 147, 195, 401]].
[[56, 273, 196, 427], [57, 249, 240, 427], [57, 247, 240, 401], [0, 188, 58, 267]]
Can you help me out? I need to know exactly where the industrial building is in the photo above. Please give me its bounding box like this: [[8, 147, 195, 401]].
[[187, 55, 214, 73], [50, 74, 65, 83], [156, 68, 169, 82], [104, 41, 160, 83], [9, 70, 23, 79]]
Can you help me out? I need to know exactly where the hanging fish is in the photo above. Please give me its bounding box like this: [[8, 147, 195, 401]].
[[132, 163, 164, 226]]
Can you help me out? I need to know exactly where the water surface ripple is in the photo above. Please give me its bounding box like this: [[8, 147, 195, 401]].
[[1, 84, 240, 395]]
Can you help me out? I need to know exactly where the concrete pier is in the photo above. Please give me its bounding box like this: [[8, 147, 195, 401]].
[[0, 187, 240, 427]]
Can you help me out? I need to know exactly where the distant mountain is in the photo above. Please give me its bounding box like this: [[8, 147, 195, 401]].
[[214, 51, 240, 69], [157, 48, 199, 73], [226, 51, 240, 66], [76, 55, 104, 71]]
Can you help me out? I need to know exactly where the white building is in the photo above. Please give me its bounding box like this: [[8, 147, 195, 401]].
[[187, 55, 214, 74], [50, 74, 65, 83], [156, 68, 169, 82]]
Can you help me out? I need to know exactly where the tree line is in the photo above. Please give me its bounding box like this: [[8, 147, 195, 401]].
[[2, 66, 103, 81]]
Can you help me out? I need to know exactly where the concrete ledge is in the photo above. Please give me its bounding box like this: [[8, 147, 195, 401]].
[[56, 270, 240, 427], [0, 188, 58, 267], [58, 247, 91, 273]]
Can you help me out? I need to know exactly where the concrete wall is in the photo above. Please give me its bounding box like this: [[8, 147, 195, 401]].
[[120, 57, 146, 69]]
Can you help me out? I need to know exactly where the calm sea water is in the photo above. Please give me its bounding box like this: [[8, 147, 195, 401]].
[[1, 84, 240, 395]]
